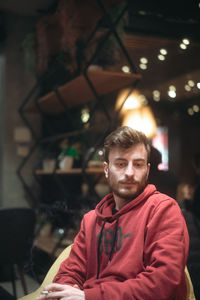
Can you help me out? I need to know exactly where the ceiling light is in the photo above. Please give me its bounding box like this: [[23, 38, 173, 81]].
[[180, 43, 187, 50], [123, 96, 141, 110], [140, 57, 148, 64], [168, 90, 176, 98], [182, 38, 190, 45], [153, 95, 160, 102], [169, 85, 176, 91], [188, 80, 195, 87], [121, 65, 130, 73], [153, 90, 160, 97], [193, 105, 199, 112], [139, 63, 147, 70], [138, 94, 148, 105], [115, 89, 142, 114], [98, 150, 104, 156], [58, 228, 64, 234], [122, 106, 157, 139], [152, 90, 160, 102], [197, 82, 200, 89], [81, 108, 90, 123], [188, 108, 194, 115], [160, 48, 167, 55], [184, 85, 191, 91], [158, 54, 165, 61]]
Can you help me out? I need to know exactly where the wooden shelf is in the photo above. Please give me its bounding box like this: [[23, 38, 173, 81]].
[[34, 236, 65, 258], [24, 70, 141, 114], [35, 167, 104, 175], [34, 223, 76, 258]]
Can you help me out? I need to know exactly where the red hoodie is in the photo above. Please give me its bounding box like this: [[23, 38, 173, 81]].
[[53, 184, 189, 300]]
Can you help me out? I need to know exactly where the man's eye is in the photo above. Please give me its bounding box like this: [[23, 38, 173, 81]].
[[134, 162, 145, 168], [116, 162, 126, 168]]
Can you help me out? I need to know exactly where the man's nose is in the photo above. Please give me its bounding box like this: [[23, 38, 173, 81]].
[[125, 163, 134, 177]]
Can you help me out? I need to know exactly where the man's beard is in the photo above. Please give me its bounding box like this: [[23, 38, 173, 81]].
[[107, 174, 148, 201]]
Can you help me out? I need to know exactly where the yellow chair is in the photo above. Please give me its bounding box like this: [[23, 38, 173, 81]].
[[185, 267, 196, 300], [18, 245, 72, 300], [18, 244, 196, 300]]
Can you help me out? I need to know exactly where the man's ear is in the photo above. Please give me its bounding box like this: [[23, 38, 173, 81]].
[[104, 162, 108, 178]]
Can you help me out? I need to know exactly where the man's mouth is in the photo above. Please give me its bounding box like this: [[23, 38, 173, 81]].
[[120, 181, 137, 185]]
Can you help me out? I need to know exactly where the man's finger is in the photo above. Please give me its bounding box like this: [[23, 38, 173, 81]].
[[73, 284, 80, 289], [42, 283, 66, 291]]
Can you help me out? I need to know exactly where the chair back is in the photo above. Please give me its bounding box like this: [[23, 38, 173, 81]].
[[0, 207, 36, 265]]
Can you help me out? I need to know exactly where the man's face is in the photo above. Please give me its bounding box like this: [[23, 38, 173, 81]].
[[104, 143, 150, 203]]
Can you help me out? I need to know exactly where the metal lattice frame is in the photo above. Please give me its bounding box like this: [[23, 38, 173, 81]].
[[17, 0, 141, 250]]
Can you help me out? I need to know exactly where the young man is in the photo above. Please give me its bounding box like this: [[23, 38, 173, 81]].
[[37, 126, 189, 300]]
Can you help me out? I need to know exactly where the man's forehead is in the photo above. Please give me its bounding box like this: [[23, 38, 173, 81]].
[[109, 144, 148, 158]]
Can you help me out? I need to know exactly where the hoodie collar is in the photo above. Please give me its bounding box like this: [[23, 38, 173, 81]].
[[95, 184, 157, 221]]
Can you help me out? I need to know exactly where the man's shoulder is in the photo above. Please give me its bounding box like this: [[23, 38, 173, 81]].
[[84, 209, 96, 218], [147, 190, 177, 208], [82, 209, 97, 224]]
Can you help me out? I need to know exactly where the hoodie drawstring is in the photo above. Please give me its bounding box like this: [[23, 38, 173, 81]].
[[96, 214, 120, 279], [108, 214, 120, 263], [97, 218, 107, 279]]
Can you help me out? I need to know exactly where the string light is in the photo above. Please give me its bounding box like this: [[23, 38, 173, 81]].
[[98, 149, 104, 156], [140, 57, 148, 64], [153, 90, 160, 102], [168, 85, 176, 99], [169, 85, 176, 91], [168, 90, 176, 98], [139, 57, 148, 70], [187, 105, 199, 116], [134, 39, 200, 116], [184, 84, 191, 91], [121, 65, 130, 73], [179, 38, 190, 50], [160, 48, 167, 55], [180, 43, 187, 50], [182, 38, 190, 45], [139, 63, 147, 70], [81, 108, 90, 123], [188, 108, 194, 115], [193, 105, 199, 112], [188, 80, 195, 87], [158, 54, 165, 61]]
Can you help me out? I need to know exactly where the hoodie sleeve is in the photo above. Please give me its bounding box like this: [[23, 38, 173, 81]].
[[53, 216, 87, 289], [84, 199, 189, 300]]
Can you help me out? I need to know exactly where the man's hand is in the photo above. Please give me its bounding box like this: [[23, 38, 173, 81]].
[[36, 283, 85, 300]]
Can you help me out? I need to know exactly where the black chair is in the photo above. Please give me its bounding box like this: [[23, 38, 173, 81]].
[[0, 286, 15, 300], [0, 207, 36, 300]]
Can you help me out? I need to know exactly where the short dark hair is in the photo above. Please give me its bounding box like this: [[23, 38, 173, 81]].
[[104, 126, 151, 162]]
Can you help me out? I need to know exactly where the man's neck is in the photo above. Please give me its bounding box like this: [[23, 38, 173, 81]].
[[114, 195, 132, 211]]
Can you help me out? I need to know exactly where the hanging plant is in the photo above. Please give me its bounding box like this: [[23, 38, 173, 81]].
[[87, 2, 127, 69], [22, 0, 125, 76]]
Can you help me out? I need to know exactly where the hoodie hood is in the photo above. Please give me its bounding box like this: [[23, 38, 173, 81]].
[[95, 184, 157, 221]]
